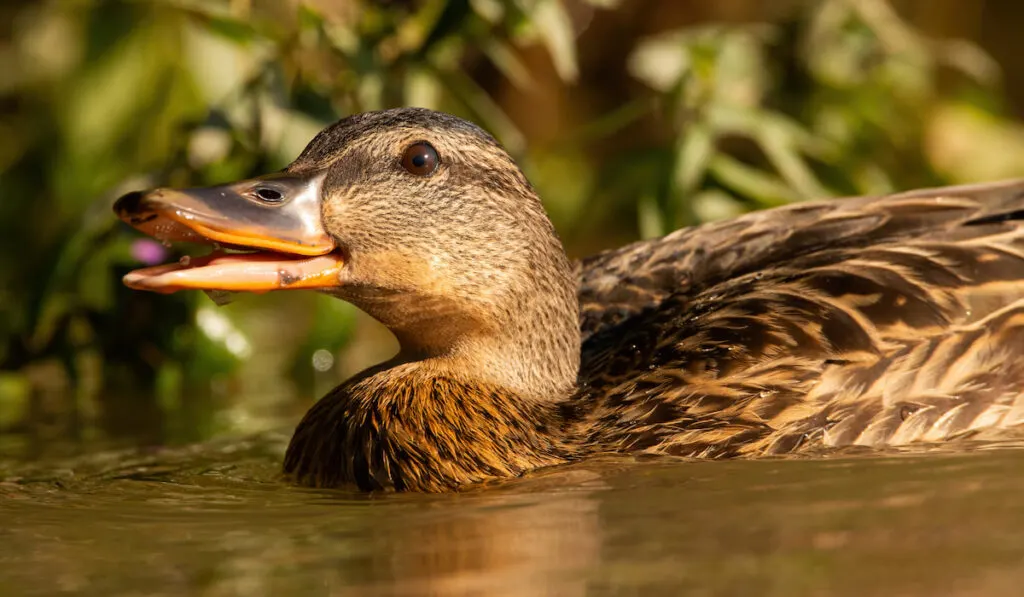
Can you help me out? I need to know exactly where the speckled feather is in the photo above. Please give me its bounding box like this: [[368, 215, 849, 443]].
[[574, 181, 1024, 458], [286, 365, 573, 492]]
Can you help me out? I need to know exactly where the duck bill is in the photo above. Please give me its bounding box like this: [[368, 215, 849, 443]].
[[114, 173, 345, 294]]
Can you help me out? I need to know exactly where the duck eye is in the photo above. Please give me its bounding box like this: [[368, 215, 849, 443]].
[[401, 142, 439, 176], [254, 187, 284, 203]]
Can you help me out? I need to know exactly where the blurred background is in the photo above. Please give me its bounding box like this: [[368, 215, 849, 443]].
[[3, 0, 1024, 462]]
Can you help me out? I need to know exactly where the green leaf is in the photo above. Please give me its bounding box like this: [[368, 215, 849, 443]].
[[524, 0, 578, 82], [482, 38, 535, 90], [0, 372, 30, 430], [202, 15, 259, 44], [757, 123, 831, 199], [628, 32, 690, 92], [692, 189, 746, 223], [708, 153, 802, 207], [433, 67, 526, 154], [672, 122, 715, 196], [637, 193, 666, 240]]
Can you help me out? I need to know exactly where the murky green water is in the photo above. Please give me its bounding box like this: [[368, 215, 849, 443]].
[[4, 435, 1024, 596]]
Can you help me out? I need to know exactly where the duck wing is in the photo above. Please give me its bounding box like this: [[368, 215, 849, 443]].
[[575, 180, 1024, 455]]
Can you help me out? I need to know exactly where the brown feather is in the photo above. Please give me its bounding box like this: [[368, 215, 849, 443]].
[[577, 181, 1024, 459], [250, 110, 1024, 491]]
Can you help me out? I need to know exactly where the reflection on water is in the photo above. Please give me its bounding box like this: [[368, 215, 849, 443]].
[[4, 438, 1024, 596]]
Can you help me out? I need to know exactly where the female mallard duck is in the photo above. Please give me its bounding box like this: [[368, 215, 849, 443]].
[[115, 108, 1024, 492]]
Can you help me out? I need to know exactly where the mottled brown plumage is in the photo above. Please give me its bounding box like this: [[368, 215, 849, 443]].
[[117, 108, 1024, 492], [574, 184, 1024, 460], [285, 365, 573, 492]]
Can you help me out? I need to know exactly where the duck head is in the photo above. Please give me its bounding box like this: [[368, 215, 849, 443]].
[[115, 108, 580, 402]]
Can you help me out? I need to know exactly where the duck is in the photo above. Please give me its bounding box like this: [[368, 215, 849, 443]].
[[114, 107, 1024, 492]]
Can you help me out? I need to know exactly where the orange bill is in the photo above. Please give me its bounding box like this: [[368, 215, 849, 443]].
[[114, 172, 346, 293]]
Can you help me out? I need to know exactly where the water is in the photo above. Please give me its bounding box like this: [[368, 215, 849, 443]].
[[4, 435, 1024, 596]]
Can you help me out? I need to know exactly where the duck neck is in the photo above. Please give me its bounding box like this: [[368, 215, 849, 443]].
[[335, 221, 583, 403], [392, 286, 582, 404], [299, 195, 583, 490], [284, 361, 574, 491]]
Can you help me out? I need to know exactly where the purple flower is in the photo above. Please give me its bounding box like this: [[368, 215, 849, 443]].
[[130, 239, 168, 265]]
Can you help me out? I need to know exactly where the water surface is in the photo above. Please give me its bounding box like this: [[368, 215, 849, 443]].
[[4, 436, 1024, 596]]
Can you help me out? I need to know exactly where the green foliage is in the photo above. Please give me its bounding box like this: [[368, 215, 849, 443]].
[[1, 0, 1022, 452], [620, 0, 1019, 237]]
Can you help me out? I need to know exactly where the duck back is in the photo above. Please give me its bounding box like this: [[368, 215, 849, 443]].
[[574, 181, 1024, 456]]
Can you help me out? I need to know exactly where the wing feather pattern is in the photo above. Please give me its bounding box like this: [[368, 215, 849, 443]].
[[574, 181, 1024, 455]]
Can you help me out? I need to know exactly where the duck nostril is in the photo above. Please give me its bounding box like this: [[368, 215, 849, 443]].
[[255, 187, 284, 203]]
